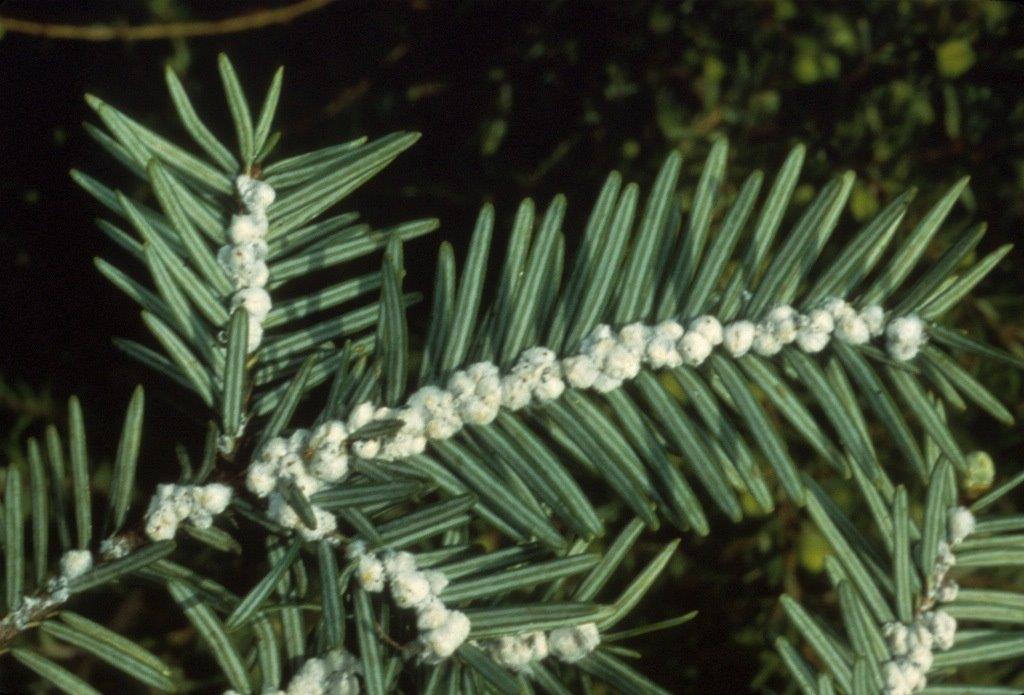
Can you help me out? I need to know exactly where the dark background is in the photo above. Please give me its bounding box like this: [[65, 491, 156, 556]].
[[1, 1, 1022, 692]]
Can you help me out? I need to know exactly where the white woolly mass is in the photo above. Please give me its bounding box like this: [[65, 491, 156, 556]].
[[220, 175, 276, 353], [947, 506, 976, 546], [228, 212, 268, 244], [5, 596, 46, 630], [689, 315, 723, 346], [246, 322, 264, 353], [408, 387, 463, 439], [231, 287, 272, 322], [602, 343, 642, 381], [357, 554, 386, 593], [502, 347, 566, 408], [803, 308, 835, 334], [244, 429, 348, 541], [243, 296, 930, 533], [646, 321, 684, 368], [881, 610, 954, 695], [309, 421, 350, 482], [236, 174, 277, 211], [862, 304, 886, 336], [723, 320, 756, 357], [143, 483, 233, 541], [46, 578, 70, 606], [268, 493, 338, 542], [236, 647, 359, 695], [488, 632, 549, 672], [99, 536, 131, 560], [391, 571, 433, 609], [416, 598, 450, 630], [795, 308, 834, 353], [833, 312, 870, 345], [679, 332, 712, 366], [219, 243, 270, 291], [886, 314, 927, 362], [881, 504, 975, 694], [935, 579, 959, 603], [561, 354, 601, 389], [823, 297, 856, 321], [766, 305, 799, 344], [795, 326, 830, 353], [379, 407, 429, 460], [921, 610, 957, 650], [752, 326, 783, 356], [423, 569, 449, 596], [934, 540, 956, 575], [6, 547, 114, 627], [618, 322, 649, 349], [59, 550, 93, 580], [448, 362, 503, 425], [548, 622, 601, 663], [348, 545, 470, 661], [578, 325, 627, 392], [346, 403, 385, 460], [382, 550, 417, 577], [422, 610, 471, 661]]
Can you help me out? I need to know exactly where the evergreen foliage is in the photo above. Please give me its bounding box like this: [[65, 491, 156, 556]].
[[1, 55, 1021, 694]]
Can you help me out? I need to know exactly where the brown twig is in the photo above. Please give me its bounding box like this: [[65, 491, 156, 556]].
[[0, 0, 337, 41]]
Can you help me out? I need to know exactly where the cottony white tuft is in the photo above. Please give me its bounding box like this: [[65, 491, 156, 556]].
[[422, 610, 471, 660], [390, 571, 432, 609], [678, 332, 712, 366], [236, 174, 276, 212], [59, 550, 93, 579], [548, 622, 600, 663], [886, 314, 928, 361], [723, 320, 756, 357], [688, 315, 724, 346], [947, 506, 976, 545], [357, 554, 386, 592]]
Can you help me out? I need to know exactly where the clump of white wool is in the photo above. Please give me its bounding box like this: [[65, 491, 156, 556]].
[[407, 387, 462, 440], [219, 175, 276, 353], [886, 314, 928, 362], [349, 545, 469, 662], [487, 632, 549, 672], [99, 536, 131, 560], [880, 506, 976, 694], [143, 482, 233, 541], [645, 320, 684, 368], [548, 622, 601, 663], [377, 406, 428, 461], [224, 647, 360, 695], [245, 427, 348, 541], [501, 347, 565, 409], [247, 295, 932, 477], [59, 550, 93, 580], [722, 320, 756, 358], [795, 308, 834, 353], [570, 324, 633, 392], [947, 505, 976, 546], [1, 549, 102, 630], [448, 362, 503, 425]]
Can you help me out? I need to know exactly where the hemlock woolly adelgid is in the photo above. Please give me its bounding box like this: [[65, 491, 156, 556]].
[[348, 544, 470, 661], [880, 506, 976, 695], [0, 550, 98, 630], [246, 298, 928, 516], [346, 542, 602, 668], [143, 483, 233, 541], [218, 175, 276, 353], [223, 647, 360, 695]]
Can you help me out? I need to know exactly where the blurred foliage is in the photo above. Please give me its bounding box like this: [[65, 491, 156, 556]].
[[0, 0, 1021, 692]]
